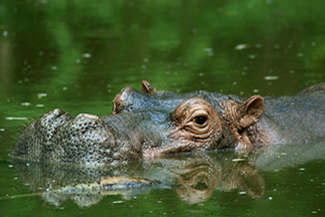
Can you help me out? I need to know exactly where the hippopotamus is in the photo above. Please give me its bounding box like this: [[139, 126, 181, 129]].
[[113, 81, 325, 145], [12, 81, 325, 167]]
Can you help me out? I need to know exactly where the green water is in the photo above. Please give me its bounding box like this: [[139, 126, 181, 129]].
[[0, 0, 325, 216]]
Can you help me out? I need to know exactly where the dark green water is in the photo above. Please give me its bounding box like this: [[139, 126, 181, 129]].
[[0, 0, 325, 216]]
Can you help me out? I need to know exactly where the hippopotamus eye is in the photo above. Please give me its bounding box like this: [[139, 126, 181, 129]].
[[194, 116, 207, 125]]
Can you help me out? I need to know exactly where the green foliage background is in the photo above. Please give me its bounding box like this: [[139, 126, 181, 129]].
[[1, 0, 324, 108]]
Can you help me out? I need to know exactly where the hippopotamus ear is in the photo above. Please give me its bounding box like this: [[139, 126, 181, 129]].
[[142, 80, 158, 95], [236, 95, 264, 129]]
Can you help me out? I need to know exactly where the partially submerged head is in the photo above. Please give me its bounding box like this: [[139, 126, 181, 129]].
[[113, 81, 265, 156], [14, 81, 266, 167]]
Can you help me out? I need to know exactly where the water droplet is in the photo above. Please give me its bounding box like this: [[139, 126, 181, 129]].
[[235, 44, 248, 50], [37, 93, 47, 98], [264, 76, 279, 80], [21, 102, 31, 106], [82, 53, 91, 58], [5, 117, 28, 120]]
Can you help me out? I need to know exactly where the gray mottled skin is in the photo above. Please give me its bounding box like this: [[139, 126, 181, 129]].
[[13, 83, 325, 167], [13, 108, 175, 166], [259, 92, 325, 144], [13, 105, 237, 166], [112, 86, 241, 115], [113, 82, 325, 145]]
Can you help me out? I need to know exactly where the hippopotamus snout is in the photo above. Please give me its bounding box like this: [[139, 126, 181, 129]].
[[13, 109, 143, 166]]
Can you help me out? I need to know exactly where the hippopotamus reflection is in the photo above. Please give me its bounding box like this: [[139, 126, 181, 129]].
[[14, 149, 266, 207], [13, 81, 325, 166], [14, 141, 325, 207], [167, 153, 264, 203]]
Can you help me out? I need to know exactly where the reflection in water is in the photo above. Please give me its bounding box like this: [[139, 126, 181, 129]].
[[42, 177, 158, 207], [13, 142, 325, 207], [14, 161, 147, 207], [171, 157, 222, 204], [166, 152, 264, 204], [220, 158, 264, 198]]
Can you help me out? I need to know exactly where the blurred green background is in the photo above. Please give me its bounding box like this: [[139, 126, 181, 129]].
[[1, 0, 324, 113]]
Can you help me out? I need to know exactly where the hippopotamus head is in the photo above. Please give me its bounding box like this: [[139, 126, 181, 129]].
[[112, 80, 265, 148], [13, 85, 264, 166]]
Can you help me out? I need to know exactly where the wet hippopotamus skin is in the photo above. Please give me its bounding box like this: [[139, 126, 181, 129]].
[[113, 81, 325, 145], [12, 81, 325, 166]]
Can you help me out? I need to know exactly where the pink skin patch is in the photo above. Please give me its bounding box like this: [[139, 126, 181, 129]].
[[81, 114, 103, 123]]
